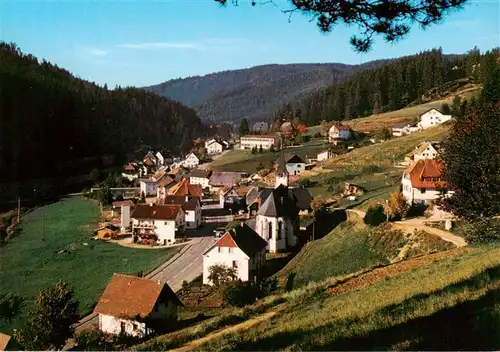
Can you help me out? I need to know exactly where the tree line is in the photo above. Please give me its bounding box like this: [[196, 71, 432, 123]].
[[0, 42, 205, 198], [274, 47, 499, 126]]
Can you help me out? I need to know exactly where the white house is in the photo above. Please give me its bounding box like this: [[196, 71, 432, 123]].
[[155, 152, 165, 166], [240, 135, 280, 150], [202, 223, 268, 285], [94, 274, 183, 337], [401, 159, 452, 204], [131, 204, 185, 246], [139, 179, 157, 197], [163, 196, 202, 229], [206, 140, 223, 155], [183, 153, 200, 169], [317, 150, 336, 162], [189, 169, 212, 189], [418, 108, 452, 130], [274, 153, 306, 176], [329, 124, 351, 143], [252, 122, 269, 133], [406, 141, 440, 162]]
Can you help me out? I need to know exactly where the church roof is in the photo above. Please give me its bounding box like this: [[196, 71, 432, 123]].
[[276, 149, 288, 175], [257, 185, 298, 218]]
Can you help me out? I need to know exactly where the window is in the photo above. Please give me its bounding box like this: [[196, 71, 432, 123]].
[[164, 221, 168, 225], [218, 247, 222, 253], [228, 247, 233, 254], [420, 188, 426, 194], [120, 322, 126, 334], [133, 323, 138, 331], [232, 260, 238, 269], [277, 221, 282, 240]]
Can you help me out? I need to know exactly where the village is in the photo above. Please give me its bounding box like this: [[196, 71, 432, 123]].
[[67, 106, 458, 343]]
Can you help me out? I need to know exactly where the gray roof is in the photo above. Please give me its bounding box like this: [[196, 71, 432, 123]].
[[276, 150, 288, 175], [190, 169, 212, 179], [257, 185, 299, 218], [290, 187, 312, 210], [209, 172, 245, 187]]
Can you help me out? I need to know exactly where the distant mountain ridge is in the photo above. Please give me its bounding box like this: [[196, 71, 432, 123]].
[[144, 61, 390, 124]]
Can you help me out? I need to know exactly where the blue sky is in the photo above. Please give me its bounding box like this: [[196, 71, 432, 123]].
[[2, 0, 499, 87]]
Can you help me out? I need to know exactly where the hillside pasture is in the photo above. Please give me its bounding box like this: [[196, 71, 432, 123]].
[[0, 197, 179, 332], [209, 140, 330, 173]]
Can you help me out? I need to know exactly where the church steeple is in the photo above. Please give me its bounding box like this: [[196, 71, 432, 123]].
[[275, 149, 289, 188]]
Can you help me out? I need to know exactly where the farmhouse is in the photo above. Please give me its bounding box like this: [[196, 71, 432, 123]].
[[405, 141, 441, 162], [122, 162, 139, 181], [202, 222, 267, 285], [162, 195, 201, 229], [94, 274, 182, 337], [401, 159, 452, 204], [329, 124, 351, 143], [219, 186, 249, 208], [391, 123, 411, 137], [183, 153, 200, 169], [418, 108, 452, 130], [317, 150, 337, 162], [189, 169, 212, 189], [240, 135, 280, 150], [275, 153, 306, 175], [131, 204, 185, 246], [206, 139, 223, 155]]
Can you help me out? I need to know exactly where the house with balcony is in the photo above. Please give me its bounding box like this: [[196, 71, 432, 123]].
[[131, 204, 185, 246], [401, 159, 452, 204]]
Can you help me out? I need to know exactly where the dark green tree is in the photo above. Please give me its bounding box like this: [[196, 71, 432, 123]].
[[0, 292, 24, 323], [99, 186, 113, 206], [258, 145, 263, 154], [443, 103, 500, 219], [15, 281, 79, 350], [215, 0, 467, 52], [441, 102, 451, 115], [451, 95, 462, 116], [223, 282, 257, 307], [479, 52, 500, 105], [239, 118, 249, 136]]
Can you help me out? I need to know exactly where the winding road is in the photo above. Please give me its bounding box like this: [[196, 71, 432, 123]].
[[73, 235, 215, 334]]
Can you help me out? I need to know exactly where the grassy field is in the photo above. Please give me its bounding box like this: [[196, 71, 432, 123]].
[[209, 140, 330, 173], [184, 245, 500, 351], [0, 197, 179, 332], [276, 213, 454, 289], [311, 85, 481, 133]]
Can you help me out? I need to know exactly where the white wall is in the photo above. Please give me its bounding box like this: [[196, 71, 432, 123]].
[[240, 137, 277, 150], [256, 215, 295, 253], [414, 145, 439, 160], [286, 163, 305, 175], [183, 154, 199, 168], [207, 142, 223, 155], [140, 182, 157, 196], [317, 151, 330, 162], [401, 174, 452, 204], [185, 206, 201, 229], [418, 109, 452, 129], [203, 246, 250, 285], [132, 212, 184, 245], [190, 177, 210, 188], [99, 314, 149, 337]]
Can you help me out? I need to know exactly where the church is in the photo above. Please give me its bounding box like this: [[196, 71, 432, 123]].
[[246, 151, 312, 253]]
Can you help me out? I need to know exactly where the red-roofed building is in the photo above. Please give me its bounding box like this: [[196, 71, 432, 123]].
[[401, 159, 452, 204], [202, 222, 267, 285], [168, 178, 203, 199], [131, 204, 185, 245], [94, 274, 182, 337]]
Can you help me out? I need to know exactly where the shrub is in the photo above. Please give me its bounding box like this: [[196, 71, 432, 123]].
[[458, 218, 500, 244], [223, 282, 257, 307], [208, 264, 237, 287], [386, 192, 410, 220], [407, 202, 428, 218], [76, 330, 115, 351], [364, 205, 386, 226]]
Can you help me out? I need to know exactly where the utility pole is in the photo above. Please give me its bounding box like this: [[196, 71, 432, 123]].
[[17, 197, 20, 223]]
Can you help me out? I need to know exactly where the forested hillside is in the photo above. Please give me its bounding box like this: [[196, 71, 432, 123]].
[[145, 61, 389, 124], [275, 48, 499, 126], [0, 42, 204, 200]]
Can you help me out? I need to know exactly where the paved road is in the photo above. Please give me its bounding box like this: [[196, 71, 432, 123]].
[[73, 236, 215, 335]]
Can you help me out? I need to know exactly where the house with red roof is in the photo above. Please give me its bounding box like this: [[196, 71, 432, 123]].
[[131, 204, 185, 245], [162, 195, 202, 229], [401, 159, 452, 204], [202, 222, 267, 285], [94, 274, 183, 337]]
